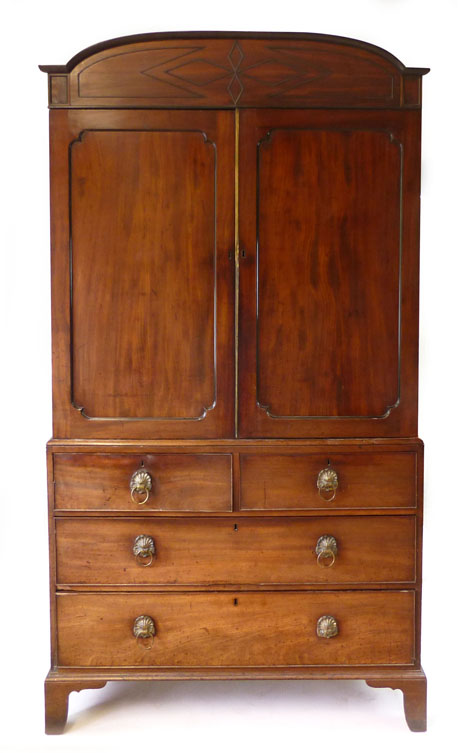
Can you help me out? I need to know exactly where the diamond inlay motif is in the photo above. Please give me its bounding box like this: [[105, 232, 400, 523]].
[[227, 74, 243, 104], [167, 60, 230, 86], [243, 60, 300, 86], [228, 41, 244, 70]]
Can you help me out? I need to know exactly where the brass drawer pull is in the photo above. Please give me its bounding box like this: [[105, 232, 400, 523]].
[[133, 615, 156, 649], [317, 615, 339, 639], [133, 535, 156, 567], [315, 535, 338, 567], [130, 469, 152, 505], [317, 467, 339, 502]]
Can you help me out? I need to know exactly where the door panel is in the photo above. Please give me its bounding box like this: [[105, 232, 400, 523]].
[[50, 109, 235, 438], [238, 109, 420, 438], [256, 128, 400, 418], [71, 130, 217, 420]]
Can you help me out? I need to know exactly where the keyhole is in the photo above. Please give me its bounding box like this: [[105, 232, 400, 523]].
[[234, 523, 238, 531]]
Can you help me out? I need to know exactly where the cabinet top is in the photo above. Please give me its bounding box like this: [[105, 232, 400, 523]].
[[40, 31, 429, 110]]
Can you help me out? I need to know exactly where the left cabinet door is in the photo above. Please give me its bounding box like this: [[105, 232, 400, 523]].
[[50, 110, 235, 439]]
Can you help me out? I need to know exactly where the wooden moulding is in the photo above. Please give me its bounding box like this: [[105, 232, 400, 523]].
[[39, 31, 429, 110]]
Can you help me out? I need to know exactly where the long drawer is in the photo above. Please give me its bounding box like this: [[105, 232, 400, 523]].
[[53, 453, 232, 511], [240, 452, 417, 509], [55, 516, 416, 585], [56, 591, 415, 667]]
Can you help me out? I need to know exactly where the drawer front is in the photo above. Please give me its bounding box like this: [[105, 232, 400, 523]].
[[56, 591, 415, 667], [56, 516, 416, 585], [240, 452, 416, 510], [53, 453, 232, 511]]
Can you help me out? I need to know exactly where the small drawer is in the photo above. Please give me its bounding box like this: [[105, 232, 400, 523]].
[[53, 453, 232, 511], [55, 516, 416, 586], [240, 452, 417, 510], [56, 591, 415, 667]]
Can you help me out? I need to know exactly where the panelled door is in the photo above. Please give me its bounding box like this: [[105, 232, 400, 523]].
[[50, 109, 235, 439], [238, 108, 420, 438]]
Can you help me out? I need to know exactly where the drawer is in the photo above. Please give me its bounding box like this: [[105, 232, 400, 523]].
[[56, 516, 416, 586], [53, 453, 232, 511], [56, 591, 415, 667], [240, 452, 417, 510]]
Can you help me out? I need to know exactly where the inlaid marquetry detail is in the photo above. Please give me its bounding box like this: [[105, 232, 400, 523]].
[[40, 33, 429, 109], [242, 59, 299, 86], [167, 59, 229, 86], [227, 41, 245, 104]]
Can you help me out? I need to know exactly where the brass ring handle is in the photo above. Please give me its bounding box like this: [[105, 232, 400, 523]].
[[315, 535, 338, 568], [133, 535, 156, 567], [317, 550, 335, 567], [317, 467, 339, 502], [317, 615, 339, 639], [133, 615, 156, 650], [130, 469, 152, 506], [131, 488, 150, 505]]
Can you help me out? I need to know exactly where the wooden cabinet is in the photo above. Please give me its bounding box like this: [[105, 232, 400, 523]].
[[41, 32, 428, 733]]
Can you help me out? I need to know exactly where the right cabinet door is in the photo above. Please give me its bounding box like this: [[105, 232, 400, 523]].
[[238, 109, 421, 438]]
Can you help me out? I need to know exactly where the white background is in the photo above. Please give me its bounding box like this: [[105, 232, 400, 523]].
[[1, 1, 469, 751]]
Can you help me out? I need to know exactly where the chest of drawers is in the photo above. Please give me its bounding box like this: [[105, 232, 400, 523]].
[[41, 32, 428, 732]]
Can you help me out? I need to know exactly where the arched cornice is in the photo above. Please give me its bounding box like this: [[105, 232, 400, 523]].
[[40, 32, 429, 109]]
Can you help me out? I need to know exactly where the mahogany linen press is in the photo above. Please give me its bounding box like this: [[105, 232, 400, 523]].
[[40, 31, 428, 732]]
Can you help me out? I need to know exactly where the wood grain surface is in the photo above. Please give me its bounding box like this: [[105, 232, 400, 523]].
[[71, 129, 217, 421], [255, 128, 400, 418]]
